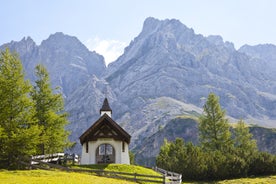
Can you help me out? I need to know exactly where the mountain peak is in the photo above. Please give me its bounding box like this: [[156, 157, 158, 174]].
[[40, 32, 89, 52], [42, 32, 78, 43], [20, 36, 36, 45], [141, 17, 191, 36], [0, 36, 37, 55], [143, 17, 185, 28]]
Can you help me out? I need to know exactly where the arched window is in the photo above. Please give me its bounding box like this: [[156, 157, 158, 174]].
[[96, 144, 115, 164]]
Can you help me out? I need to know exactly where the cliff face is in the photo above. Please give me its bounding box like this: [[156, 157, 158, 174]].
[[1, 32, 106, 98], [105, 18, 276, 123], [134, 117, 276, 166], [134, 117, 199, 166]]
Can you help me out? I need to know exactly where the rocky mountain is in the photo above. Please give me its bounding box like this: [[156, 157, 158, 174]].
[[0, 32, 106, 98], [134, 117, 276, 166], [134, 117, 199, 166], [1, 17, 276, 165], [239, 44, 276, 80], [105, 17, 276, 128]]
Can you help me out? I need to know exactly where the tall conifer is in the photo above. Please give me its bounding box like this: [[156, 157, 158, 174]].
[[31, 64, 71, 155], [199, 93, 233, 152], [0, 49, 40, 169], [234, 120, 257, 159]]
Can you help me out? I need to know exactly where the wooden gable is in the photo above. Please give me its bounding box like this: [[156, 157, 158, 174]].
[[79, 113, 131, 145]]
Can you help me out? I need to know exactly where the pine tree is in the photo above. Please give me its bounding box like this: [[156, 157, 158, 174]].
[[31, 64, 71, 155], [199, 93, 233, 152], [0, 49, 41, 169]]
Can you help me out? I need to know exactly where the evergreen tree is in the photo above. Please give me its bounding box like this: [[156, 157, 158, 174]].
[[156, 93, 276, 180], [181, 142, 207, 180], [0, 49, 41, 169], [31, 64, 71, 155], [233, 120, 257, 158], [199, 93, 233, 152], [157, 138, 207, 180], [156, 139, 172, 170], [167, 138, 186, 173]]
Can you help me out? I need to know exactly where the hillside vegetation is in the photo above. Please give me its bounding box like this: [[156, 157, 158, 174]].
[[156, 93, 276, 181], [0, 170, 275, 184]]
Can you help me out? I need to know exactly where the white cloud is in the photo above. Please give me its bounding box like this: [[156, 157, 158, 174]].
[[85, 37, 127, 66]]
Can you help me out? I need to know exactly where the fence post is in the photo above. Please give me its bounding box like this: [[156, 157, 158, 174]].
[[72, 154, 75, 165], [163, 174, 166, 184], [134, 173, 137, 182], [179, 174, 182, 184]]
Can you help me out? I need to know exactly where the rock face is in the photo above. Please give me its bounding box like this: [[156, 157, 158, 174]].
[[135, 117, 276, 167], [134, 117, 199, 166], [106, 17, 276, 125], [1, 32, 106, 98], [1, 17, 276, 163], [239, 44, 276, 81]]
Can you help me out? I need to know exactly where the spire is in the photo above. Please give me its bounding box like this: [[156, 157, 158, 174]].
[[100, 98, 112, 117]]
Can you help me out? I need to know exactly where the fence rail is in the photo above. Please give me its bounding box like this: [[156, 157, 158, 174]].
[[153, 167, 182, 184], [31, 153, 79, 165], [20, 157, 166, 183]]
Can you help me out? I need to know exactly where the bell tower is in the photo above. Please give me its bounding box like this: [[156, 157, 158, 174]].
[[100, 98, 112, 117]]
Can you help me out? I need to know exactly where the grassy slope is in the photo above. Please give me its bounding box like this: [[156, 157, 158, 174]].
[[73, 164, 163, 184], [0, 169, 135, 184], [217, 175, 276, 184], [1, 164, 275, 184], [74, 164, 160, 176], [181, 176, 276, 184], [0, 164, 161, 184]]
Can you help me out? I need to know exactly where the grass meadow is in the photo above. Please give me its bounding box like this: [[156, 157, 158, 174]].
[[0, 169, 135, 184], [0, 164, 275, 184]]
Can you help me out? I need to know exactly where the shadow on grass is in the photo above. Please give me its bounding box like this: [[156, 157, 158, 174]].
[[73, 164, 109, 170]]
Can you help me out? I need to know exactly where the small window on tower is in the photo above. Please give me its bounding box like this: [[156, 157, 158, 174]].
[[86, 142, 89, 153], [122, 142, 125, 152]]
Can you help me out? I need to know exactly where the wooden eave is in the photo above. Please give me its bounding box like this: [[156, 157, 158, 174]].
[[79, 113, 131, 145]]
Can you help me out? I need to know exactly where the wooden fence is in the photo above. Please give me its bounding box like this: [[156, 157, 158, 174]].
[[20, 157, 166, 184], [153, 167, 182, 184], [31, 153, 79, 165]]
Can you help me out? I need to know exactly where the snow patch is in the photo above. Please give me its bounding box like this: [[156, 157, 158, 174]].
[[69, 63, 87, 72], [74, 56, 85, 65], [257, 91, 276, 100]]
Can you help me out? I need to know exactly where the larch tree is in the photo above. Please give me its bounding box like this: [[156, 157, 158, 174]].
[[233, 120, 257, 158], [199, 93, 233, 152], [0, 49, 41, 169], [31, 64, 71, 155]]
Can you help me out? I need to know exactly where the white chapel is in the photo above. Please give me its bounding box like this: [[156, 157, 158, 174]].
[[79, 98, 131, 164]]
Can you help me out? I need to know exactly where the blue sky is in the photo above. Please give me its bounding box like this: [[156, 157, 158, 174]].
[[1, 0, 276, 64]]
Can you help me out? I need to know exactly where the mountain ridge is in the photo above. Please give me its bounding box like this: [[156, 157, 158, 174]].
[[1, 17, 275, 164]]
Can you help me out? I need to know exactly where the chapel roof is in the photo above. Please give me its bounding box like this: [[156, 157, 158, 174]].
[[79, 113, 131, 145]]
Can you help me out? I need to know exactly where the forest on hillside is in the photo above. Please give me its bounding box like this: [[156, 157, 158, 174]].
[[156, 93, 276, 181]]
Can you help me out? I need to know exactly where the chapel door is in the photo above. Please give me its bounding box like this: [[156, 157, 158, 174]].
[[96, 144, 115, 164]]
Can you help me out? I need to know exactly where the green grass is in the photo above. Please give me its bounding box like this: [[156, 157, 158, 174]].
[[0, 169, 135, 184], [181, 175, 276, 184], [74, 164, 160, 176], [0, 164, 162, 184], [1, 168, 275, 184], [72, 164, 163, 183], [217, 175, 276, 184]]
